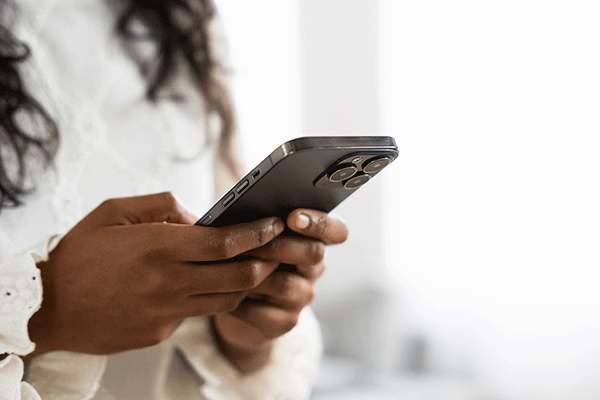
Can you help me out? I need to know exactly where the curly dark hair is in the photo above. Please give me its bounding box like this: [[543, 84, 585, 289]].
[[0, 0, 236, 213]]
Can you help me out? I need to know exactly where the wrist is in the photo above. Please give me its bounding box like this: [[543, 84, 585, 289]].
[[210, 315, 273, 374], [25, 260, 58, 361], [25, 304, 57, 362]]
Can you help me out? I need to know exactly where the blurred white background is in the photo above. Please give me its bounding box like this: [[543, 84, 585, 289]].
[[217, 1, 600, 399]]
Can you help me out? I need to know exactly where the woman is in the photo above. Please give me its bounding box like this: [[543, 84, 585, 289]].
[[0, 0, 348, 398]]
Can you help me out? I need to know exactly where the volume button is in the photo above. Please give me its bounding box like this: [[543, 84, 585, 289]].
[[223, 192, 235, 206], [236, 179, 249, 193]]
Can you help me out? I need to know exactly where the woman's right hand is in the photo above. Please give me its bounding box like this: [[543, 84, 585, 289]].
[[27, 192, 284, 358]]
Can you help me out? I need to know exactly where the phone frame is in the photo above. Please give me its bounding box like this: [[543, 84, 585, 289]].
[[196, 136, 398, 227]]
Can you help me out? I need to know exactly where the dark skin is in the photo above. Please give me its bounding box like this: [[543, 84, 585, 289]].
[[215, 208, 348, 372], [24, 192, 348, 372]]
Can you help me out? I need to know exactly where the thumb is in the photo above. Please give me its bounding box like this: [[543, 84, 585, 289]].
[[94, 192, 198, 226]]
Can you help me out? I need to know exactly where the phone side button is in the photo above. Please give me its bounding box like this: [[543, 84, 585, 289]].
[[223, 192, 235, 207], [236, 179, 249, 193], [200, 214, 212, 225]]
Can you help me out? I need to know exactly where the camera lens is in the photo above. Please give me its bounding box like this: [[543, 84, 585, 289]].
[[343, 172, 371, 189], [328, 163, 358, 182], [363, 156, 392, 174]]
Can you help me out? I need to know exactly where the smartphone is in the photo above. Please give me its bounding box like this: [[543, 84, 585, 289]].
[[195, 136, 398, 227]]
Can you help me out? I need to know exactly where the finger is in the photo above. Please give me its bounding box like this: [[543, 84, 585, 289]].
[[273, 262, 325, 282], [246, 236, 325, 266], [295, 260, 326, 281], [173, 292, 249, 319], [287, 209, 348, 244], [227, 301, 300, 340], [247, 272, 315, 310], [96, 192, 198, 226], [143, 217, 285, 262], [212, 313, 269, 348], [176, 258, 279, 294]]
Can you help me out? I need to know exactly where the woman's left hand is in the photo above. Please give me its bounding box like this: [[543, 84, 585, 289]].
[[212, 209, 348, 373]]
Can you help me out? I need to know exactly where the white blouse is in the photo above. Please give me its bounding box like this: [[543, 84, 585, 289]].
[[0, 0, 322, 399]]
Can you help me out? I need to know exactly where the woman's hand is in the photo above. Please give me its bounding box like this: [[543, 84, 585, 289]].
[[212, 209, 348, 373], [27, 192, 284, 358]]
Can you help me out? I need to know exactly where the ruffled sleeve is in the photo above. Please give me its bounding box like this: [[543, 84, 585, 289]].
[[155, 307, 323, 400], [0, 356, 41, 400], [0, 236, 108, 400], [0, 237, 59, 356], [0, 236, 57, 400]]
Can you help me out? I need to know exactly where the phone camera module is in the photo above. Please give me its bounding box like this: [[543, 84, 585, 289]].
[[363, 156, 392, 174], [328, 163, 358, 182], [343, 172, 371, 189]]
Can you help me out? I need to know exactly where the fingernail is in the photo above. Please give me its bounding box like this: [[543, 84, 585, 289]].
[[297, 213, 310, 230], [273, 219, 285, 234]]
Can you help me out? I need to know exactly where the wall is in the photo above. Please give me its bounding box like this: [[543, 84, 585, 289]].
[[380, 1, 600, 399]]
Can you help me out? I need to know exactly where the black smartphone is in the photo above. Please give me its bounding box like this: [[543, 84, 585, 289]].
[[195, 136, 398, 227]]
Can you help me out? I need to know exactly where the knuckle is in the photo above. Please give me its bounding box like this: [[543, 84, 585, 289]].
[[98, 198, 121, 214], [253, 222, 272, 246], [209, 232, 236, 259], [238, 260, 262, 289], [220, 234, 236, 259], [263, 236, 280, 254], [300, 259, 326, 281], [221, 293, 246, 313], [158, 191, 176, 202], [293, 278, 315, 306], [158, 191, 178, 209], [315, 261, 327, 278], [279, 315, 299, 336], [307, 241, 325, 264], [276, 273, 296, 298]]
